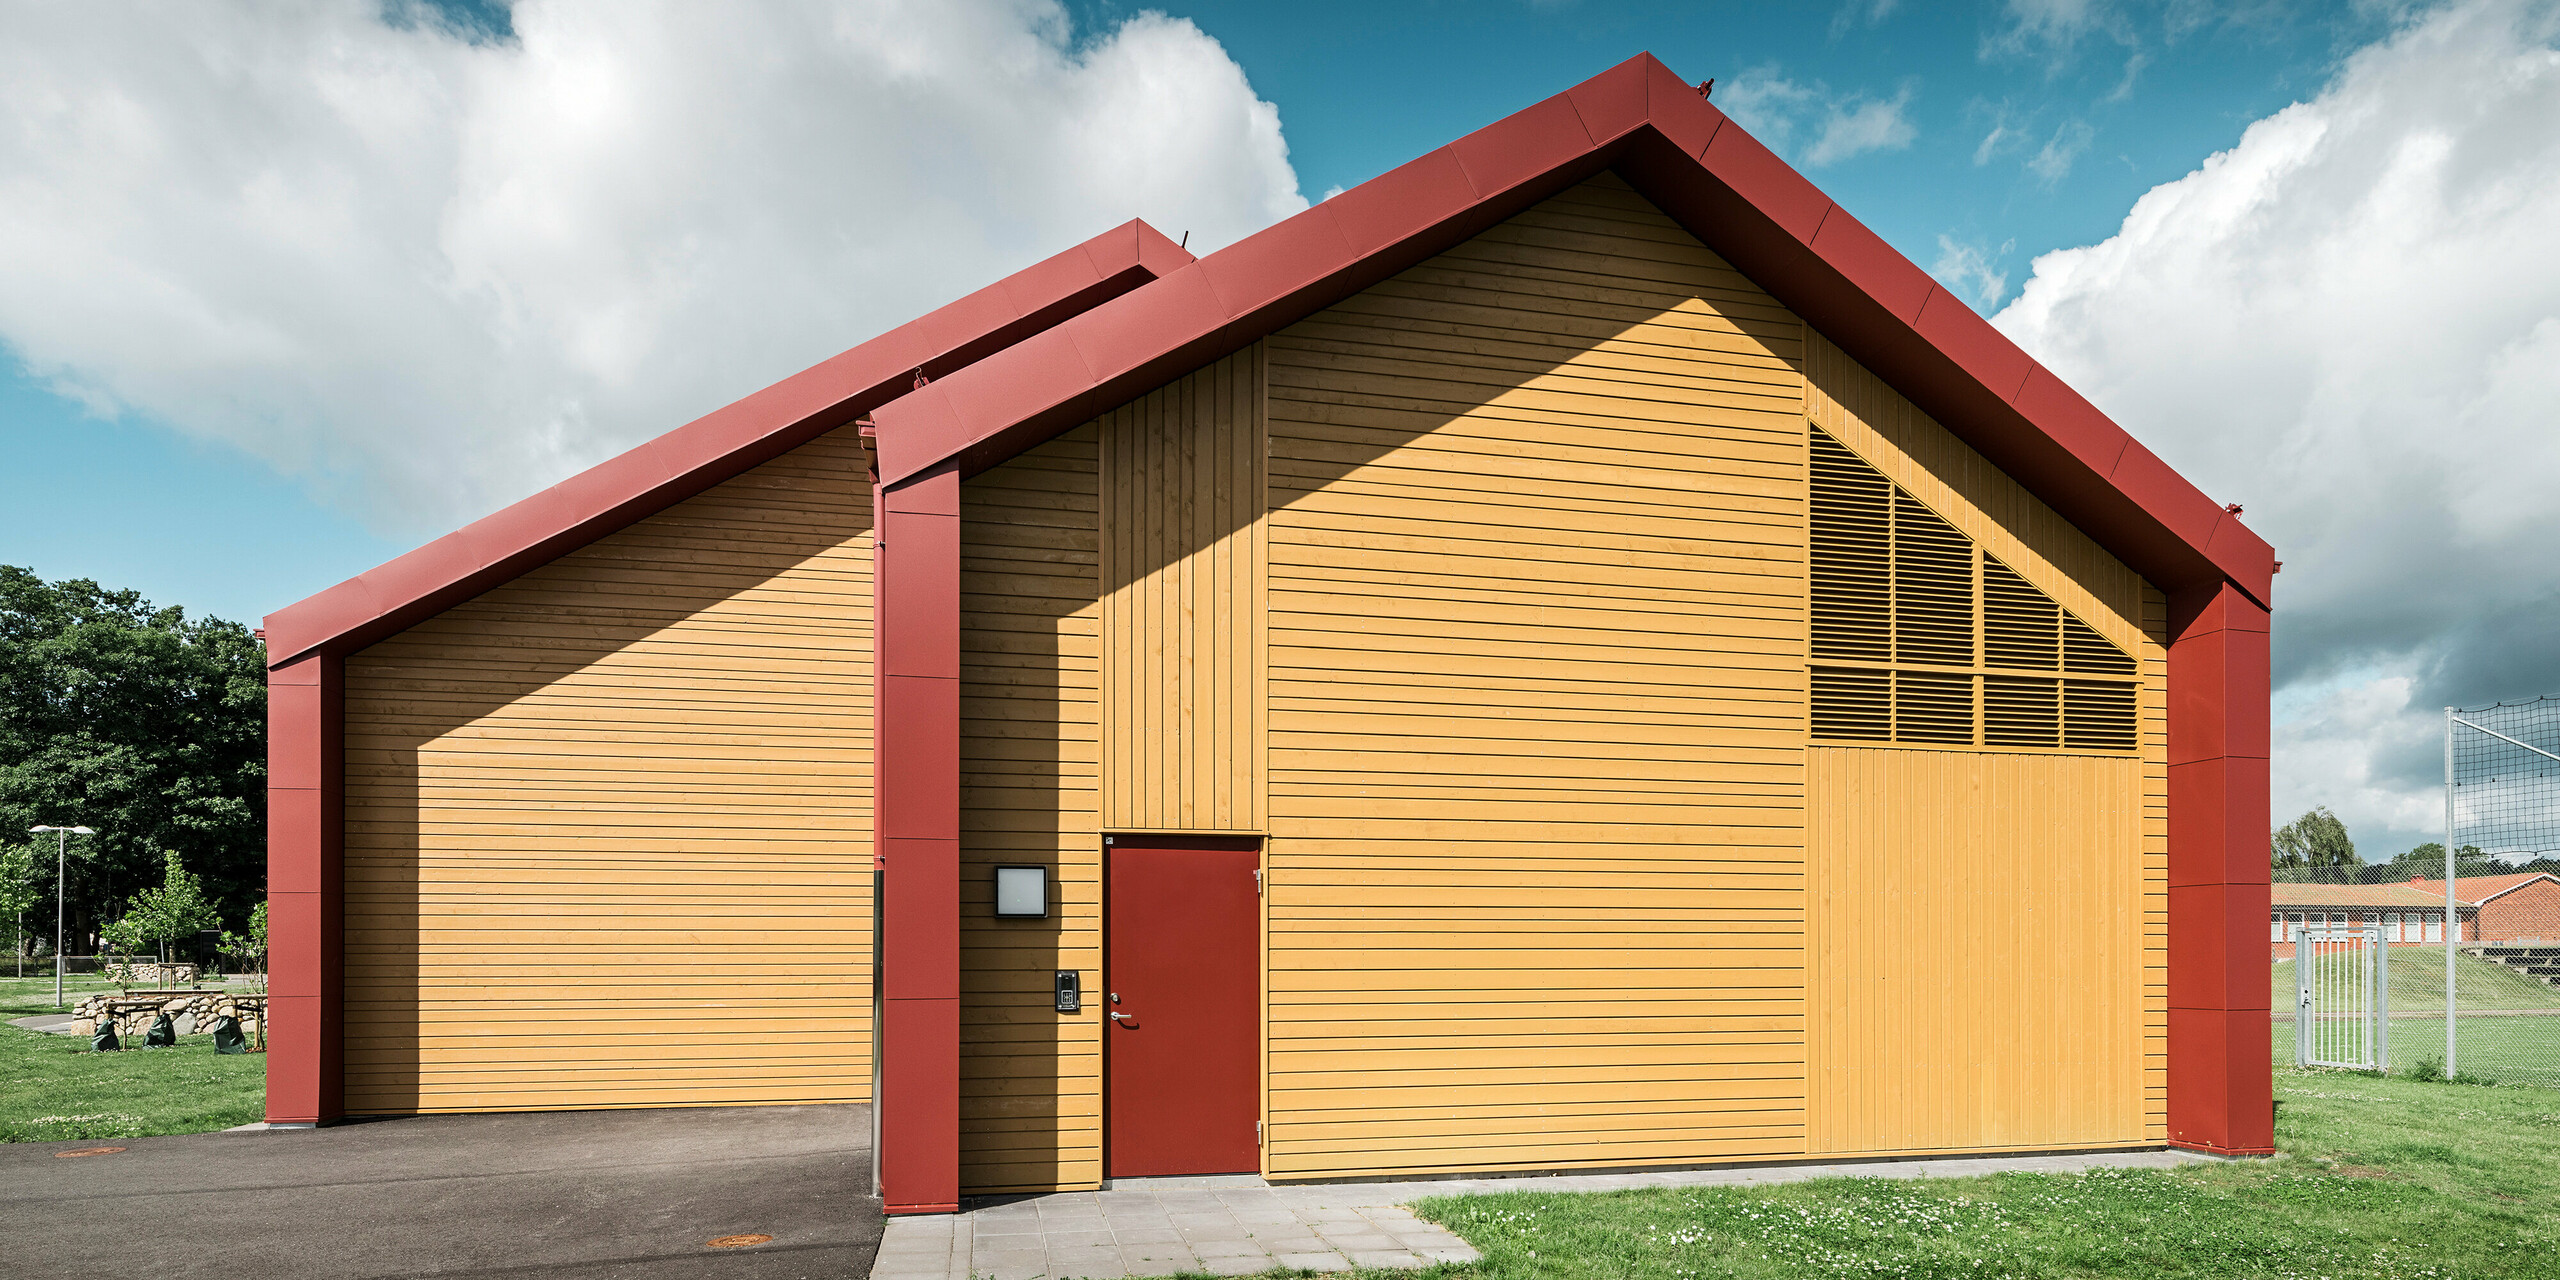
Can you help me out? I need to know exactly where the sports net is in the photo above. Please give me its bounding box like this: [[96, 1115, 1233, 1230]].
[[2446, 696, 2560, 1086], [2270, 695, 2560, 1086]]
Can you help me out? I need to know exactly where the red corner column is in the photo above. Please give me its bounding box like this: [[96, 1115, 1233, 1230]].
[[2166, 582, 2275, 1155], [266, 652, 343, 1126], [876, 462, 963, 1213]]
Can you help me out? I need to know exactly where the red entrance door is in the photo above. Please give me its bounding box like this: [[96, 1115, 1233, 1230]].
[[1105, 835, 1261, 1177]]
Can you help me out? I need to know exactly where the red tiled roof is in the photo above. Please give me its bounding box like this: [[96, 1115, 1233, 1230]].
[[2269, 882, 2467, 909], [2407, 873, 2560, 905]]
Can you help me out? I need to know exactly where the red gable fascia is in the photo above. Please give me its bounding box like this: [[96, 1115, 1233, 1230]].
[[261, 220, 1194, 666], [869, 53, 2273, 607]]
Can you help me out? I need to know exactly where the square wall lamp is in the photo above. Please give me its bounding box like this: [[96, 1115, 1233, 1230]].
[[993, 865, 1048, 919]]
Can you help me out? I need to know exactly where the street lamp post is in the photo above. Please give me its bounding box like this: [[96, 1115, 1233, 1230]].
[[29, 825, 95, 1009]]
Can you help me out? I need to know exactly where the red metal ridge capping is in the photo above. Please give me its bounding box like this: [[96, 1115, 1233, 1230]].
[[867, 51, 2271, 610], [260, 219, 1193, 665]]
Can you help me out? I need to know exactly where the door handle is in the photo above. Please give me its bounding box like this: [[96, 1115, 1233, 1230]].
[[1109, 1012, 1133, 1023]]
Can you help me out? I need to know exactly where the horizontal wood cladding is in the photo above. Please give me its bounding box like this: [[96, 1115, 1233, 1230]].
[[1261, 172, 1812, 1179], [1806, 747, 2148, 1152], [1099, 346, 1268, 831], [1805, 332, 2169, 1142], [341, 426, 876, 1115], [960, 426, 1105, 1194]]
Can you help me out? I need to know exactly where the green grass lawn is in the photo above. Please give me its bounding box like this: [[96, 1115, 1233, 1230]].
[[2271, 947, 2560, 1014], [1408, 1070, 2560, 1279], [2266, 951, 2560, 1085], [0, 975, 264, 1142], [2270, 1017, 2560, 1089]]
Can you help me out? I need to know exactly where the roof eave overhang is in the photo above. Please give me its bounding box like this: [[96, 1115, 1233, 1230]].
[[261, 220, 1195, 667], [2463, 874, 2558, 904], [871, 53, 2273, 611]]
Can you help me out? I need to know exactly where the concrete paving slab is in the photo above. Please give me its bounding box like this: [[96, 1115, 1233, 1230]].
[[0, 1103, 879, 1280], [865, 1148, 2208, 1279]]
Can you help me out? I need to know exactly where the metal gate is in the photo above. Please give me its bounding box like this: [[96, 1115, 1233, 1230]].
[[2296, 926, 2389, 1070]]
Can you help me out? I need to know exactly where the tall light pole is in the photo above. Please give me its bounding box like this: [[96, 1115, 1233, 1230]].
[[30, 825, 95, 1009]]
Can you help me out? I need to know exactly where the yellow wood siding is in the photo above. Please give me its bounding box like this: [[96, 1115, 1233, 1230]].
[[1261, 172, 1813, 1179], [1099, 347, 1269, 832], [1804, 330, 2170, 1143], [959, 426, 1105, 1193], [1806, 747, 2147, 1153], [953, 169, 2167, 1188], [341, 427, 875, 1114]]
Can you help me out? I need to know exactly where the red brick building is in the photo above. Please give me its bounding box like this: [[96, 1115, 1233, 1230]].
[[2410, 874, 2560, 944], [2268, 883, 2474, 959]]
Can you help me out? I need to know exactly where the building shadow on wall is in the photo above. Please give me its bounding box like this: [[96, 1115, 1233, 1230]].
[[345, 461, 872, 1116], [956, 426, 1097, 1188]]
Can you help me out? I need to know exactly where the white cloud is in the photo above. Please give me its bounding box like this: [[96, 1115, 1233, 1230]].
[[1930, 235, 2014, 309], [2026, 118, 2097, 184], [1715, 65, 1821, 142], [1830, 0, 1902, 38], [0, 0, 1306, 536], [1808, 87, 1920, 166], [2271, 670, 2446, 851], [1984, 0, 2135, 66], [1994, 0, 2560, 851], [1975, 116, 2019, 166], [1720, 68, 1918, 168]]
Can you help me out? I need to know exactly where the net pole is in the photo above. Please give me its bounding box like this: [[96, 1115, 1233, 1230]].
[[2445, 706, 2458, 1077]]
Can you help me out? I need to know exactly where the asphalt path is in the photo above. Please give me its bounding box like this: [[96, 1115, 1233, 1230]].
[[0, 1104, 881, 1279]]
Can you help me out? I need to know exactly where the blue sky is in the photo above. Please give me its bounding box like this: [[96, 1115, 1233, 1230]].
[[0, 0, 2384, 629]]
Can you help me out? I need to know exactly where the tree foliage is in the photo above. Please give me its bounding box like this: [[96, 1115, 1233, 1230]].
[[122, 849, 220, 959], [2393, 843, 2560, 879], [0, 566, 265, 945], [2393, 842, 2483, 867], [0, 842, 35, 957], [220, 898, 269, 980], [2271, 807, 2360, 869]]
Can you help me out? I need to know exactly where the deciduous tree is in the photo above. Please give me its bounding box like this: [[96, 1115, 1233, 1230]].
[[1, 566, 264, 948], [2272, 807, 2360, 869], [122, 849, 219, 969], [0, 843, 34, 976]]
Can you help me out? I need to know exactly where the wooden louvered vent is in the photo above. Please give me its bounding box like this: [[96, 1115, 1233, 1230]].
[[1809, 426, 2140, 752]]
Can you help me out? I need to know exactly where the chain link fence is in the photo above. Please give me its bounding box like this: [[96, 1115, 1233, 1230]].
[[2270, 694, 2560, 1087], [2441, 696, 2560, 1086]]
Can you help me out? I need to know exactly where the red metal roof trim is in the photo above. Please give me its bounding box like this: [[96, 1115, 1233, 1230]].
[[869, 53, 2273, 607], [262, 220, 1194, 665]]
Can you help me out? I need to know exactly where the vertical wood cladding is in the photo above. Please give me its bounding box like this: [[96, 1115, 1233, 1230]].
[[340, 427, 874, 1114], [1805, 331, 2170, 1144], [1806, 748, 2147, 1153], [1260, 172, 1813, 1178], [958, 426, 1104, 1193], [1099, 347, 1269, 832]]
